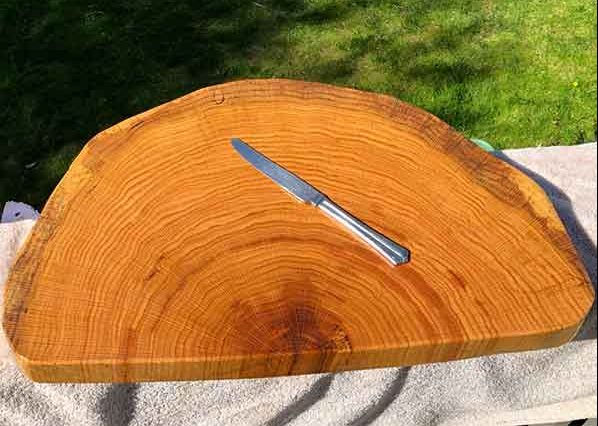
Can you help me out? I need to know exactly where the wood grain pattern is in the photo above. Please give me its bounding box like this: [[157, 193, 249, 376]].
[[2, 79, 594, 383]]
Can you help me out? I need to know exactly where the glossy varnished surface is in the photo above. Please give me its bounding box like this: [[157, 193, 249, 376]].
[[2, 80, 594, 382]]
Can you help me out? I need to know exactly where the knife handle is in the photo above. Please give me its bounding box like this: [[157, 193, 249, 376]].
[[318, 199, 410, 266]]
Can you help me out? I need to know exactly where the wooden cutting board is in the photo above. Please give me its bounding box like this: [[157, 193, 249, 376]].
[[3, 79, 593, 383]]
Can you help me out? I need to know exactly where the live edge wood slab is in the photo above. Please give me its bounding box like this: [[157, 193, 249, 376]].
[[3, 79, 594, 383]]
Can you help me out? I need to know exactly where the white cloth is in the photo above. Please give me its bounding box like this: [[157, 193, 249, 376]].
[[0, 201, 39, 223], [1, 144, 596, 426]]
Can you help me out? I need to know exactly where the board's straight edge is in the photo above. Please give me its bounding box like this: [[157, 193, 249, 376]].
[[15, 320, 585, 383]]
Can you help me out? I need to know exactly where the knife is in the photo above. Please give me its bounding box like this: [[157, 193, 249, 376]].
[[231, 138, 410, 266]]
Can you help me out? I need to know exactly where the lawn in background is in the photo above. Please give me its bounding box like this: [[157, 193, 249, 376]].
[[1, 0, 596, 208]]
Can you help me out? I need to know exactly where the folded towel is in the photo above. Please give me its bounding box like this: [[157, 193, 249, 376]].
[[1, 144, 596, 426]]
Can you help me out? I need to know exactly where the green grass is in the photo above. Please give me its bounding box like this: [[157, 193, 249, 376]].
[[1, 0, 596, 208]]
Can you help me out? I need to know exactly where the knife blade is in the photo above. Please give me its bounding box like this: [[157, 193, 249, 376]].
[[231, 138, 410, 266]]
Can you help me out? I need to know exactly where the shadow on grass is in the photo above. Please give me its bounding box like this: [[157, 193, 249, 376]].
[[0, 0, 348, 208], [351, 2, 510, 134]]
